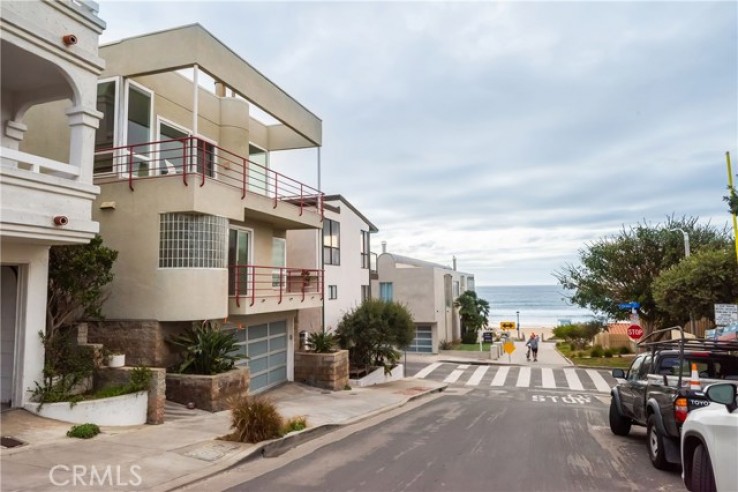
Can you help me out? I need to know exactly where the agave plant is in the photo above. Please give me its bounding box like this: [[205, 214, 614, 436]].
[[169, 320, 243, 375], [307, 331, 336, 353]]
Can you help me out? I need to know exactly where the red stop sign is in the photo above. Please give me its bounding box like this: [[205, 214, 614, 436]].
[[627, 324, 643, 340]]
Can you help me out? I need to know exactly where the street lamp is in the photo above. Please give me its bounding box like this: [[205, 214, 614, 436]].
[[516, 310, 520, 340], [670, 228, 695, 334]]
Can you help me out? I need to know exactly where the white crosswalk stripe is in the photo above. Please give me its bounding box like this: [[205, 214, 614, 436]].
[[490, 366, 510, 386], [563, 368, 584, 391], [466, 366, 489, 386], [586, 369, 612, 393], [413, 363, 615, 393]]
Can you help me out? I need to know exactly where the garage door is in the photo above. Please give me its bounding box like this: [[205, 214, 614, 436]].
[[242, 320, 288, 392], [406, 325, 433, 353]]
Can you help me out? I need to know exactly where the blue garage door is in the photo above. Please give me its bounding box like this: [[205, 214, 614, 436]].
[[406, 325, 433, 353], [236, 320, 288, 393]]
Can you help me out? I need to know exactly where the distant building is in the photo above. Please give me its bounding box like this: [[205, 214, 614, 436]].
[[373, 252, 475, 353]]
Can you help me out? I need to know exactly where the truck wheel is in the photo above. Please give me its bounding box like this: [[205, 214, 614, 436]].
[[647, 414, 668, 470], [609, 398, 631, 436], [691, 444, 716, 492]]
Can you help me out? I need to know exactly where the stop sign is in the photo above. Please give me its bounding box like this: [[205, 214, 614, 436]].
[[627, 324, 643, 340]]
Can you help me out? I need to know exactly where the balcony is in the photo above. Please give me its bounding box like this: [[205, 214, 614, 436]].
[[228, 265, 323, 316], [94, 137, 323, 225]]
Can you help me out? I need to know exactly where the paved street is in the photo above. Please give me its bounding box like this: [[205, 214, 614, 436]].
[[190, 380, 683, 492]]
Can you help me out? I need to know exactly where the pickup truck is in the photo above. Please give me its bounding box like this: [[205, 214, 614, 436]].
[[609, 334, 738, 470]]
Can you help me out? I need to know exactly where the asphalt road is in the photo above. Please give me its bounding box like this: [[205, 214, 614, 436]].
[[192, 382, 684, 492]]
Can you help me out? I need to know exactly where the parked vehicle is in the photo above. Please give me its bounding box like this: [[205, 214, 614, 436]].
[[681, 382, 738, 492], [608, 329, 738, 470]]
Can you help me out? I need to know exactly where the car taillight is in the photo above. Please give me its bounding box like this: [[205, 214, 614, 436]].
[[674, 397, 688, 423]]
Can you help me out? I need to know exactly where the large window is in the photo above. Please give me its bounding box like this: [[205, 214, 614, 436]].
[[126, 84, 153, 177], [361, 230, 370, 269], [228, 228, 251, 295], [379, 282, 393, 301], [272, 238, 286, 288], [94, 80, 117, 173], [248, 144, 268, 195], [159, 213, 227, 268], [323, 219, 340, 266]]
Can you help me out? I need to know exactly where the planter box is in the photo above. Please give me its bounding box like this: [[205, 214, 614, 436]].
[[349, 364, 404, 388], [165, 367, 249, 412], [24, 391, 148, 426], [294, 350, 349, 391]]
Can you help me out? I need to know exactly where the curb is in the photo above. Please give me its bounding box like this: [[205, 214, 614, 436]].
[[155, 384, 445, 491]]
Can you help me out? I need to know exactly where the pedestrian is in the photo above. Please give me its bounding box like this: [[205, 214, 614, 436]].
[[526, 332, 539, 362]]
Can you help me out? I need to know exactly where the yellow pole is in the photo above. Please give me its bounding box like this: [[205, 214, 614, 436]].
[[727, 151, 738, 263]]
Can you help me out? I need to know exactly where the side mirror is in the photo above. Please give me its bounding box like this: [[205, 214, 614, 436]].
[[705, 383, 738, 412], [612, 369, 626, 379]]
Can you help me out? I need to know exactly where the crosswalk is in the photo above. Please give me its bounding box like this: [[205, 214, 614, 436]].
[[413, 363, 615, 393]]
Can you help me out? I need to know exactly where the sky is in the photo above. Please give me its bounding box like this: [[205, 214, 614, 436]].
[[97, 0, 738, 286]]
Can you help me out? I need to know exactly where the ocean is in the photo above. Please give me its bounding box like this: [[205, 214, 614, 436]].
[[476, 285, 596, 329]]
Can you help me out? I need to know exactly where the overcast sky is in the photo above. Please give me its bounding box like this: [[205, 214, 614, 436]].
[[98, 0, 737, 286]]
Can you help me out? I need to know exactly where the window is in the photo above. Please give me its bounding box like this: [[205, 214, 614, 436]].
[[323, 219, 340, 266], [379, 282, 393, 301], [328, 285, 338, 300], [158, 121, 188, 175], [248, 144, 268, 195], [126, 83, 153, 177], [94, 80, 117, 173], [361, 230, 370, 269], [467, 277, 475, 292], [453, 281, 460, 299], [272, 238, 286, 288], [361, 285, 370, 302], [159, 213, 227, 268], [228, 228, 251, 295]]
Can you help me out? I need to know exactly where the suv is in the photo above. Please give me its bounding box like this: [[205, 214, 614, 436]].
[[681, 382, 738, 492], [609, 335, 738, 469]]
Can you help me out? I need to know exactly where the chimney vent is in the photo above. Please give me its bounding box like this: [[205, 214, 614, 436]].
[[453, 256, 457, 271], [381, 241, 387, 253]]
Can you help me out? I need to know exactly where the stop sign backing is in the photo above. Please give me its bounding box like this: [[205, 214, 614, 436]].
[[627, 324, 643, 340]]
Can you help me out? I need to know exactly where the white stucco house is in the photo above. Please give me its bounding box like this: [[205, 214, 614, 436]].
[[372, 251, 476, 353], [0, 0, 107, 408]]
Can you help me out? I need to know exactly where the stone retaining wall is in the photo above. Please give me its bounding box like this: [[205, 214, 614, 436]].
[[294, 350, 349, 391], [165, 367, 250, 412]]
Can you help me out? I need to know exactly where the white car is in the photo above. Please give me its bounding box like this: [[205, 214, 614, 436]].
[[681, 382, 738, 492]]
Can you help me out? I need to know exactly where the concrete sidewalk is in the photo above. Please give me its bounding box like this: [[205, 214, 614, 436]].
[[1, 379, 445, 492]]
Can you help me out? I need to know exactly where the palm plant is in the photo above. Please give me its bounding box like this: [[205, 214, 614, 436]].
[[454, 291, 490, 343], [169, 320, 243, 375], [308, 331, 336, 353]]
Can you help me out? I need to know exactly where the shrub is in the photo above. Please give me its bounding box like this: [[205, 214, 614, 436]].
[[603, 348, 614, 358], [283, 416, 308, 434], [575, 351, 584, 358], [461, 330, 478, 344], [619, 346, 632, 355], [308, 331, 336, 353], [590, 345, 604, 358], [67, 423, 100, 439], [336, 299, 414, 372], [169, 320, 242, 375], [227, 396, 284, 443]]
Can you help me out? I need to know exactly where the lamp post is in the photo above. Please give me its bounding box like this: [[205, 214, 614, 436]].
[[670, 228, 694, 334], [516, 310, 520, 340]]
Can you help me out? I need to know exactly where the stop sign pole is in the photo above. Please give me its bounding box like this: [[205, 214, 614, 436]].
[[628, 324, 643, 341]]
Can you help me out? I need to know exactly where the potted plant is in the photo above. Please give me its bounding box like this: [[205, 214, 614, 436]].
[[107, 352, 125, 368]]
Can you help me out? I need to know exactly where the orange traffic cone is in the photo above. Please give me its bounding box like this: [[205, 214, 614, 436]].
[[689, 363, 701, 390]]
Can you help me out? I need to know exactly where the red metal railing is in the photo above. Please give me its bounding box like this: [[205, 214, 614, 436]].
[[94, 137, 323, 219], [229, 265, 324, 307]]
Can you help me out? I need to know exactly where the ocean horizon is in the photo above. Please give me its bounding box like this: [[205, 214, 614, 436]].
[[476, 285, 597, 329]]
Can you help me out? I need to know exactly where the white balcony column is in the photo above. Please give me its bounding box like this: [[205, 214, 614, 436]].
[[3, 120, 28, 168], [65, 105, 102, 184]]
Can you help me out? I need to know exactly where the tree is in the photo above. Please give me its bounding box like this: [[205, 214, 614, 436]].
[[554, 216, 731, 332], [653, 247, 738, 323], [46, 235, 118, 337], [454, 290, 490, 343], [724, 184, 738, 215], [336, 298, 415, 373]]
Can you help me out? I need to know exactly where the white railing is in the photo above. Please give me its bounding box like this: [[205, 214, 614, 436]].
[[0, 147, 80, 179]]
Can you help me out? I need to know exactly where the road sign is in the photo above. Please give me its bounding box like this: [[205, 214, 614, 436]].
[[500, 321, 515, 330], [715, 304, 738, 326], [627, 324, 643, 340], [618, 302, 641, 310], [503, 341, 515, 354], [482, 331, 493, 343]]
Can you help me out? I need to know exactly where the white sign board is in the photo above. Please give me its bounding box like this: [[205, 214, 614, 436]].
[[715, 304, 738, 326]]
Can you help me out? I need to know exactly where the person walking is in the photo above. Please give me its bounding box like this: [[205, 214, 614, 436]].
[[526, 333, 539, 362]]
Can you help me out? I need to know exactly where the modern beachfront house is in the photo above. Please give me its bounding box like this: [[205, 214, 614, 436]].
[[373, 250, 476, 353], [23, 24, 325, 393], [287, 194, 378, 335], [1, 0, 106, 408]]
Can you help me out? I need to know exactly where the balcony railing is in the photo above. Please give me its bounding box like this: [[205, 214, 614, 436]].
[[229, 265, 323, 307], [94, 137, 323, 219]]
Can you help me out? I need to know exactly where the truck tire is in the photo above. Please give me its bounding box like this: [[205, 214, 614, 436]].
[[647, 414, 668, 470], [691, 444, 716, 492], [609, 398, 631, 436]]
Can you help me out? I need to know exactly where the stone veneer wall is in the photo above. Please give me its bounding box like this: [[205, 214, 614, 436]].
[[165, 367, 250, 412], [294, 350, 349, 391], [95, 366, 166, 425], [85, 320, 190, 368]]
